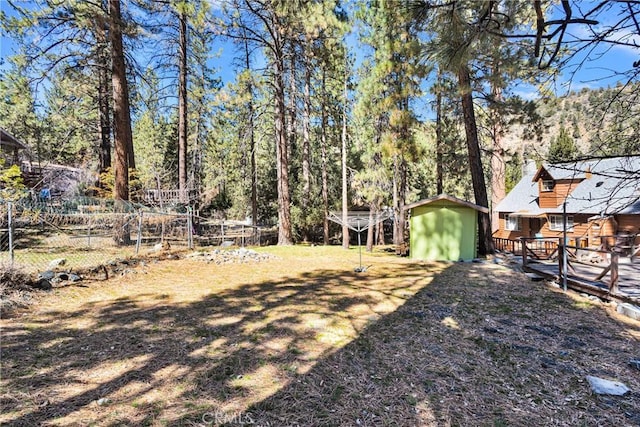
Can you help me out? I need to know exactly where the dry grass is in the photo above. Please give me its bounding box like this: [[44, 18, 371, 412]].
[[1, 246, 639, 426], [0, 263, 36, 312]]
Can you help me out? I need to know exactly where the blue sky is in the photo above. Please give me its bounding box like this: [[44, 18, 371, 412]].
[[541, 1, 640, 93], [1, 1, 638, 104]]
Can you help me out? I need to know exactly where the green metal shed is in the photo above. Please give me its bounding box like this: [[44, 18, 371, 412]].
[[404, 194, 489, 261]]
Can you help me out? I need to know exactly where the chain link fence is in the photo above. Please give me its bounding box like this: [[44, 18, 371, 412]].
[[1, 200, 276, 274]]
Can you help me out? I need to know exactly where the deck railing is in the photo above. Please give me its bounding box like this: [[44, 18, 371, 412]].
[[559, 244, 619, 294], [594, 234, 639, 261], [495, 235, 633, 299], [493, 237, 522, 254], [520, 237, 559, 268], [495, 236, 591, 259], [494, 237, 561, 258]]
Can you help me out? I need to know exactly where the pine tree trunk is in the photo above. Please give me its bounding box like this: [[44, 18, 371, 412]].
[[109, 0, 130, 203], [392, 160, 399, 246], [96, 17, 111, 175], [192, 98, 203, 200], [109, 0, 132, 245], [435, 70, 443, 195], [288, 54, 297, 164], [490, 77, 505, 232], [458, 65, 494, 256], [273, 24, 292, 245], [366, 206, 375, 252], [178, 8, 188, 203], [301, 47, 311, 242], [400, 157, 407, 243], [341, 65, 349, 250], [241, 32, 257, 226], [321, 71, 330, 245], [127, 131, 135, 171], [392, 155, 407, 254], [98, 72, 111, 174], [377, 218, 385, 245], [248, 83, 257, 227]]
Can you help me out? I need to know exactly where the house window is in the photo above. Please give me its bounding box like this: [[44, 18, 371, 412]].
[[549, 214, 574, 231], [505, 214, 522, 231], [541, 180, 555, 191]]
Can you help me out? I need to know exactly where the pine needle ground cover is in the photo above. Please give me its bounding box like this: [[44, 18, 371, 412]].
[[1, 246, 639, 426]]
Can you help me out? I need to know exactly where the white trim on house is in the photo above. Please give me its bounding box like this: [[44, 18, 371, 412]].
[[549, 214, 574, 232], [505, 214, 522, 231], [541, 180, 554, 191]]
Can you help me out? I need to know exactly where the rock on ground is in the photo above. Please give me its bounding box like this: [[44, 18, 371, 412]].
[[586, 375, 631, 396]]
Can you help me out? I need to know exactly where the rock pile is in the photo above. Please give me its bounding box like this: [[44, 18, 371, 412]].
[[185, 248, 276, 265], [36, 268, 82, 290]]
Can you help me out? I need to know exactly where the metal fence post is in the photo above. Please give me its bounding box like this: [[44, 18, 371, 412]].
[[136, 210, 143, 255], [187, 207, 193, 249], [8, 201, 14, 266]]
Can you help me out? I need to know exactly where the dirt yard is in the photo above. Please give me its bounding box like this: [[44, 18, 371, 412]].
[[1, 246, 639, 426]]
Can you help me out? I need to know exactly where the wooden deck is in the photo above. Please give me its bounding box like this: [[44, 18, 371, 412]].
[[524, 259, 640, 303], [494, 237, 639, 303]]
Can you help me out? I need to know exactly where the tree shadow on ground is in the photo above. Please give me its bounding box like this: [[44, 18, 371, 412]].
[[1, 261, 639, 426], [1, 260, 440, 426], [244, 263, 640, 426]]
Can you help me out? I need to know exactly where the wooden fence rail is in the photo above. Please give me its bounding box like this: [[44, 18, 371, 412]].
[[493, 237, 522, 254], [520, 238, 559, 268], [559, 244, 619, 293], [594, 234, 640, 261], [495, 236, 632, 300]]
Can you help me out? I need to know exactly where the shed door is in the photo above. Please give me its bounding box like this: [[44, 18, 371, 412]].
[[411, 205, 477, 261]]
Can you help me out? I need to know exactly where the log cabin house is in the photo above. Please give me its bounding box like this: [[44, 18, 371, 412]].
[[493, 156, 640, 253]]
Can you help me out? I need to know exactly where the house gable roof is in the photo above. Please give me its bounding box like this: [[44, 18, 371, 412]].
[[404, 194, 489, 213], [0, 127, 27, 150], [532, 166, 551, 182], [494, 172, 542, 216], [496, 156, 640, 216], [532, 164, 588, 181]]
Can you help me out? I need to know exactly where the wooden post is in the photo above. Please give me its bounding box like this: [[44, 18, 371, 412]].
[[558, 243, 564, 284], [609, 252, 619, 294], [558, 239, 569, 292], [521, 237, 527, 268]]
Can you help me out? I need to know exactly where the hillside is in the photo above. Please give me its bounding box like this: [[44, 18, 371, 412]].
[[502, 83, 640, 161]]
